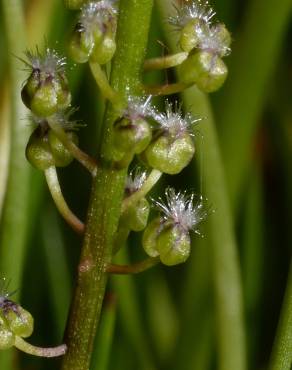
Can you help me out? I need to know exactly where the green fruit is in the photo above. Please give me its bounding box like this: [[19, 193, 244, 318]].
[[113, 117, 152, 155], [214, 23, 232, 56], [30, 83, 58, 117], [0, 316, 15, 350], [90, 35, 116, 65], [179, 51, 228, 93], [48, 130, 78, 167], [121, 198, 150, 232], [5, 306, 34, 338], [26, 129, 55, 171], [142, 217, 163, 258], [21, 70, 40, 109], [68, 28, 95, 64], [156, 225, 191, 266], [180, 19, 205, 53], [143, 133, 195, 174]]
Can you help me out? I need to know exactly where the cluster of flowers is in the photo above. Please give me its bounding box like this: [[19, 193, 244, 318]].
[[122, 169, 208, 266], [21, 49, 79, 171], [0, 279, 33, 350], [170, 0, 231, 92], [22, 0, 226, 269]]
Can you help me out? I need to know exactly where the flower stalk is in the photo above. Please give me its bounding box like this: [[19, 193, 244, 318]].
[[61, 2, 154, 370]]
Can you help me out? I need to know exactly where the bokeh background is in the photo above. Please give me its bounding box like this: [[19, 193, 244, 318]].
[[0, 0, 291, 369]]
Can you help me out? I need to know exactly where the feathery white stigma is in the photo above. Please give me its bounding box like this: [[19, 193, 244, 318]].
[[80, 1, 117, 32], [169, 1, 215, 29], [154, 188, 208, 232], [124, 96, 155, 121], [154, 101, 200, 136], [198, 24, 231, 57], [0, 278, 16, 305], [25, 48, 66, 75], [126, 168, 147, 194]]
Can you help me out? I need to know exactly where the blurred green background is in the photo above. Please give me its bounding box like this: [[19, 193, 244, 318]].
[[0, 0, 291, 369]]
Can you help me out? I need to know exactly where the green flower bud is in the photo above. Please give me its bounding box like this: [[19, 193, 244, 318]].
[[143, 132, 195, 175], [48, 130, 78, 167], [30, 82, 59, 117], [26, 128, 55, 171], [179, 50, 228, 93], [121, 198, 150, 232], [68, 24, 95, 64], [0, 316, 14, 350], [113, 117, 152, 155], [180, 19, 204, 53], [156, 225, 191, 266], [64, 0, 86, 9], [215, 23, 232, 53], [21, 70, 40, 110], [21, 49, 71, 117], [142, 217, 163, 258], [5, 306, 34, 338], [90, 34, 116, 65]]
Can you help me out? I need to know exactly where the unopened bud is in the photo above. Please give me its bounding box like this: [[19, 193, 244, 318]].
[[68, 24, 95, 64]]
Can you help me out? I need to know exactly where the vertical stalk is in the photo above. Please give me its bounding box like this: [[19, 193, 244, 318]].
[[61, 2, 154, 370]]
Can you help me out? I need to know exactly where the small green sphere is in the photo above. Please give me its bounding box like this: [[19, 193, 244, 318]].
[[143, 133, 195, 175], [142, 217, 162, 258], [48, 130, 78, 167], [180, 19, 204, 53], [21, 70, 40, 109], [179, 51, 228, 93], [156, 225, 191, 266], [113, 117, 152, 155], [26, 129, 55, 171], [68, 29, 95, 64], [30, 83, 58, 117], [90, 36, 116, 65], [121, 198, 150, 232], [0, 317, 15, 350], [5, 306, 34, 338]]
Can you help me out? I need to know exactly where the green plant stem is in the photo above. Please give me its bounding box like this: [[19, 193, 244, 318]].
[[89, 62, 120, 104], [218, 0, 292, 211], [47, 119, 98, 176], [157, 2, 247, 370], [61, 1, 154, 370], [44, 166, 84, 234], [144, 52, 188, 70], [107, 257, 159, 274], [122, 169, 162, 212], [14, 336, 67, 358], [0, 84, 10, 219], [144, 82, 191, 95], [268, 261, 292, 370]]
